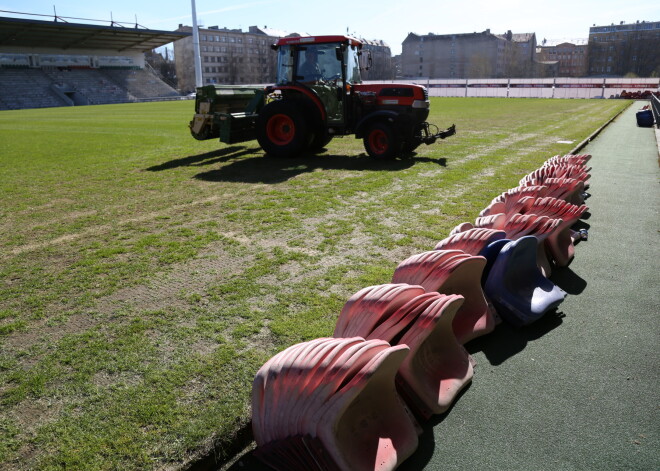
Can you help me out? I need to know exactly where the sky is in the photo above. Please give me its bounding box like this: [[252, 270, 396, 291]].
[[2, 0, 659, 55]]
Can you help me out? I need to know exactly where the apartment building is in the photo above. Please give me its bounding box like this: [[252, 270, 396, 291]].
[[587, 20, 660, 76], [536, 39, 588, 77], [360, 38, 395, 80], [400, 29, 536, 79], [174, 25, 284, 92]]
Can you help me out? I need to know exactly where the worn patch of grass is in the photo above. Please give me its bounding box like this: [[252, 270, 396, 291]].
[[0, 97, 629, 469]]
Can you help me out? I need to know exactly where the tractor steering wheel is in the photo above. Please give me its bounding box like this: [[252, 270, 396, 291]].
[[324, 73, 342, 86]]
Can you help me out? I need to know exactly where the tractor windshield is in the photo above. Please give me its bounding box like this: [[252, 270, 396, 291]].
[[275, 42, 362, 86], [296, 44, 342, 83]]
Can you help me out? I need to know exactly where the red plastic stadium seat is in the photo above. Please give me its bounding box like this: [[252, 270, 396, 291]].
[[519, 165, 590, 191], [252, 338, 418, 471], [475, 213, 562, 276], [316, 345, 417, 471], [520, 197, 588, 267], [479, 194, 533, 218], [448, 221, 475, 236], [433, 228, 507, 255], [333, 284, 426, 339], [333, 287, 474, 418], [474, 213, 507, 231], [521, 177, 586, 205], [394, 294, 473, 418], [480, 185, 549, 218], [543, 154, 592, 170], [392, 250, 495, 343]]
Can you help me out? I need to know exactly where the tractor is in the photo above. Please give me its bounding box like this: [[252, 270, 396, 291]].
[[189, 35, 455, 159]]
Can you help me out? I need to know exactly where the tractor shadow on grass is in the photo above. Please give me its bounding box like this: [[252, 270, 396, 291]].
[[145, 145, 258, 171], [193, 150, 447, 184]]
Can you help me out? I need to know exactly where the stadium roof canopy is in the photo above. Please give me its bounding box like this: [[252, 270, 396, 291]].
[[0, 16, 190, 52]]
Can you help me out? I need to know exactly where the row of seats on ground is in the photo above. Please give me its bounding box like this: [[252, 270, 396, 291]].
[[0, 67, 180, 110], [251, 154, 591, 471]]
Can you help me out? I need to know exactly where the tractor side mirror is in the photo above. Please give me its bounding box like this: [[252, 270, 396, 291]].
[[335, 47, 343, 62]]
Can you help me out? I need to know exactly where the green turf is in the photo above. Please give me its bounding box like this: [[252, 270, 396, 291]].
[[0, 98, 629, 470]]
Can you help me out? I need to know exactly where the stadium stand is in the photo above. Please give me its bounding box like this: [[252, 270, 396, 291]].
[[101, 68, 180, 100], [44, 68, 133, 105], [0, 68, 65, 109], [0, 14, 189, 110]]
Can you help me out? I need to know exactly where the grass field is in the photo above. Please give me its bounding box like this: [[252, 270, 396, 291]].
[[0, 97, 629, 470]]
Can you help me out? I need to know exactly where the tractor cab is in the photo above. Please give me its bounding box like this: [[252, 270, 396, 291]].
[[274, 36, 362, 85], [272, 36, 363, 127]]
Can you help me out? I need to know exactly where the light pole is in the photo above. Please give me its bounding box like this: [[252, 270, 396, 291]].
[[191, 0, 203, 88]]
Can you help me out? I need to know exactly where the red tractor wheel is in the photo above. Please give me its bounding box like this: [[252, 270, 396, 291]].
[[363, 122, 401, 159], [266, 114, 296, 145], [256, 100, 310, 158]]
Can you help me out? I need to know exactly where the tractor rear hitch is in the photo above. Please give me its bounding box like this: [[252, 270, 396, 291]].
[[421, 123, 456, 145], [436, 124, 456, 139]]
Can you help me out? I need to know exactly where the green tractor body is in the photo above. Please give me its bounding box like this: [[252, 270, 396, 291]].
[[190, 85, 265, 144]]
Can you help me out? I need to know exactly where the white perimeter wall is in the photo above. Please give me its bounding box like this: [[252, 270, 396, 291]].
[[367, 78, 660, 98]]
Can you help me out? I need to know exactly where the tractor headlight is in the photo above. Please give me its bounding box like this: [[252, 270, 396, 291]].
[[412, 100, 430, 109]]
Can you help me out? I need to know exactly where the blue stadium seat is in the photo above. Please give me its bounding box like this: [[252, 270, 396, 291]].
[[483, 236, 566, 326]]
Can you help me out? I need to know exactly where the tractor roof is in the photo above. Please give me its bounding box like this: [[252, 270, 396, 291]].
[[275, 35, 362, 47]]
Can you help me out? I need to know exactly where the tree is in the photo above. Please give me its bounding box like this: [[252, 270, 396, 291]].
[[468, 54, 492, 78]]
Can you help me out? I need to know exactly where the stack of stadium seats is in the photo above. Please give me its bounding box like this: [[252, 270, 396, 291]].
[[518, 157, 591, 205], [334, 285, 473, 418], [479, 185, 549, 217], [391, 250, 496, 344], [252, 154, 592, 470], [252, 337, 418, 471], [450, 154, 591, 324], [518, 197, 588, 267], [463, 213, 561, 276]]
